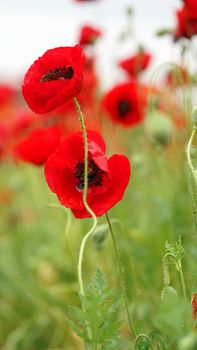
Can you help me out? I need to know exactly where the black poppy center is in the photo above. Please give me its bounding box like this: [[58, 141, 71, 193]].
[[74, 159, 105, 190], [117, 99, 132, 117], [40, 66, 74, 82]]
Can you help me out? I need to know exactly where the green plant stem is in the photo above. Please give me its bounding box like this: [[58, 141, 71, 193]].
[[163, 252, 187, 299], [46, 203, 74, 263], [186, 126, 197, 186], [105, 212, 137, 339], [73, 97, 98, 298], [179, 265, 187, 300], [135, 334, 154, 350], [73, 98, 98, 344]]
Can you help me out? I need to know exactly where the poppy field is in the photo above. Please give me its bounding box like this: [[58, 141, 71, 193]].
[[1, 0, 197, 349]]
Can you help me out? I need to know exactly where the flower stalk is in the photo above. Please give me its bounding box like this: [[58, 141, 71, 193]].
[[73, 97, 98, 296], [105, 212, 137, 339]]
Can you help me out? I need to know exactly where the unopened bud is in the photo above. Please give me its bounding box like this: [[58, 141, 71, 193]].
[[145, 111, 173, 146], [91, 224, 109, 245]]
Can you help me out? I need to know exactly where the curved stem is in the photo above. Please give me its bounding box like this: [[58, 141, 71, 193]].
[[163, 252, 187, 299], [105, 212, 137, 339], [135, 334, 154, 350], [73, 97, 98, 296], [46, 203, 74, 263], [73, 98, 98, 343], [186, 126, 197, 186], [77, 219, 97, 296]]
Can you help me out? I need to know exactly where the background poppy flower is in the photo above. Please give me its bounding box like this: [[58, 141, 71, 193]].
[[0, 124, 8, 160], [102, 82, 147, 128], [44, 130, 130, 218], [183, 0, 197, 13], [0, 84, 17, 108], [10, 109, 36, 138], [118, 50, 151, 79], [13, 125, 62, 166], [192, 293, 197, 320], [22, 45, 85, 114], [78, 25, 102, 46], [174, 5, 197, 39]]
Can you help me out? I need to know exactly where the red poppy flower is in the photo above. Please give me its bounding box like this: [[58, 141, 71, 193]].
[[79, 25, 102, 46], [13, 125, 62, 165], [102, 82, 147, 128], [119, 51, 151, 79], [0, 84, 17, 108], [11, 109, 36, 138], [55, 57, 98, 114], [0, 124, 8, 160], [44, 130, 130, 218], [22, 45, 85, 114], [174, 5, 197, 39], [192, 293, 197, 320], [184, 0, 197, 13]]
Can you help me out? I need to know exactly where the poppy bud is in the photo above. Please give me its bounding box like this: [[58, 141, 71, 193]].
[[178, 334, 197, 350], [91, 223, 109, 245], [126, 6, 133, 16], [131, 153, 145, 169], [192, 106, 197, 127], [145, 111, 173, 146]]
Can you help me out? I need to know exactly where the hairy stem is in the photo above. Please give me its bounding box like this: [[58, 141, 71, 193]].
[[105, 212, 137, 339], [73, 98, 98, 343], [73, 97, 98, 297]]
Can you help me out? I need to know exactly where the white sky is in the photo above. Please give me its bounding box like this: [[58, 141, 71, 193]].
[[0, 0, 185, 88]]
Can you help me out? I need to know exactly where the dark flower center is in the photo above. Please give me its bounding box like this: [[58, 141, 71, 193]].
[[40, 66, 74, 82], [117, 99, 132, 117], [74, 159, 105, 190]]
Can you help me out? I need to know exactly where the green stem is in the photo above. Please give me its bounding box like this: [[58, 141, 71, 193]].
[[73, 97, 98, 298], [163, 252, 187, 299], [46, 203, 74, 263], [105, 212, 137, 339], [179, 265, 187, 300], [135, 334, 154, 350], [186, 126, 197, 187]]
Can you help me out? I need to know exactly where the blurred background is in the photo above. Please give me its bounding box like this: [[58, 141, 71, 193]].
[[1, 0, 197, 349], [0, 0, 187, 88]]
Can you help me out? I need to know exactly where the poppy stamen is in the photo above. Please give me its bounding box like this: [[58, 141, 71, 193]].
[[40, 66, 74, 82], [74, 159, 105, 190], [117, 100, 132, 117]]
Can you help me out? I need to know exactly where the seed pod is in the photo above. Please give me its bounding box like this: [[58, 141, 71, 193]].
[[91, 223, 109, 245], [145, 110, 173, 146]]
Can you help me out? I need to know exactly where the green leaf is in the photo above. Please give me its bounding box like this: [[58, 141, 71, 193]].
[[68, 268, 121, 348]]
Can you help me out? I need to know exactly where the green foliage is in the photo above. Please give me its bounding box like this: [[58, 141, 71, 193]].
[[165, 237, 185, 264], [68, 269, 121, 349], [154, 286, 191, 348]]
